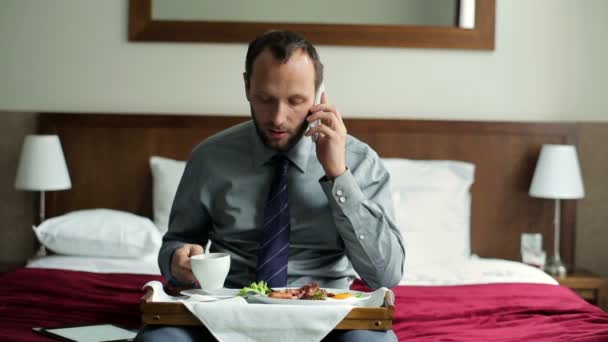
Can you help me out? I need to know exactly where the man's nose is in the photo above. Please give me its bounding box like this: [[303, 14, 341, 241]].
[[269, 102, 289, 127]]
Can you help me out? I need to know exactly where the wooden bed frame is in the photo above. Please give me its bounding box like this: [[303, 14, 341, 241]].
[[39, 113, 578, 268]]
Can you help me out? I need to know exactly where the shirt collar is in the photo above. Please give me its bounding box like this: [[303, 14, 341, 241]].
[[250, 121, 312, 173]]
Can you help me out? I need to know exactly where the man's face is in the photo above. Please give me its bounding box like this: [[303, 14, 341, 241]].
[[245, 48, 316, 152]]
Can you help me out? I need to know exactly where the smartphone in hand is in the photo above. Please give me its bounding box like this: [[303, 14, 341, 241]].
[[308, 82, 325, 142]]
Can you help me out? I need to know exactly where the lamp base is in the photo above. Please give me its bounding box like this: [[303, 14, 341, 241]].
[[544, 255, 567, 277]]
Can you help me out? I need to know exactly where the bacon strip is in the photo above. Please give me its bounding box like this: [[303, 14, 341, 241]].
[[268, 283, 331, 300]]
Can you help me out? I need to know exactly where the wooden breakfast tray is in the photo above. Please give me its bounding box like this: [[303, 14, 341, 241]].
[[140, 286, 394, 331]]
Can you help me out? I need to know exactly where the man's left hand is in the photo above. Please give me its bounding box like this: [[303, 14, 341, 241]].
[[305, 92, 347, 180]]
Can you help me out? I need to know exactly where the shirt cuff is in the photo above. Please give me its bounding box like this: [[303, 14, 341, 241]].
[[319, 168, 366, 214]]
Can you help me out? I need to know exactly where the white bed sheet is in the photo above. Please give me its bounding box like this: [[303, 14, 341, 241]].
[[26, 253, 161, 275], [26, 253, 556, 286], [401, 256, 558, 285]]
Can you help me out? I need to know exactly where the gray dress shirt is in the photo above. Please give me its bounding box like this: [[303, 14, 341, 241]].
[[159, 120, 405, 290]]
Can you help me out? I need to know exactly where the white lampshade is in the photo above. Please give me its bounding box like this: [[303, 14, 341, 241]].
[[529, 144, 585, 199], [15, 135, 72, 191]]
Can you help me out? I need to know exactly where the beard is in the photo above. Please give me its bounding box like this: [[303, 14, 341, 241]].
[[250, 104, 309, 153]]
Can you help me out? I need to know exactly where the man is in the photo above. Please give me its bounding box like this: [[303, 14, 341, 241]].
[[137, 30, 404, 342]]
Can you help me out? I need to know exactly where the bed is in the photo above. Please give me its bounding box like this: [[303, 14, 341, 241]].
[[1, 113, 607, 341]]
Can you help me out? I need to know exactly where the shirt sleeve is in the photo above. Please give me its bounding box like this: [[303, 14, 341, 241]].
[[319, 155, 405, 290], [158, 149, 211, 286]]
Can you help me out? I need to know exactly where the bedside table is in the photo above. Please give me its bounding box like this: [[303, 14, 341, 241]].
[[555, 270, 608, 311]]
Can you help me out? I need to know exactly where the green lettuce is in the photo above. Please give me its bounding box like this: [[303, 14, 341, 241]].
[[239, 281, 271, 296]]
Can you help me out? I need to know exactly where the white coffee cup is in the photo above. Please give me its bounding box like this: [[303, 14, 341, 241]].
[[190, 253, 231, 290]]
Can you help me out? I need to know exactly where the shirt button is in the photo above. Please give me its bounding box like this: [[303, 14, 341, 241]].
[[336, 189, 343, 196], [339, 196, 346, 203], [359, 234, 365, 240]]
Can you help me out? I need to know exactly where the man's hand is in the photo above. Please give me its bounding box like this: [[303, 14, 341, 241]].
[[305, 92, 347, 180], [171, 243, 204, 283]]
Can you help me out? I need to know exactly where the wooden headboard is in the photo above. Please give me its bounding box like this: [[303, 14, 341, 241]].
[[40, 114, 578, 267]]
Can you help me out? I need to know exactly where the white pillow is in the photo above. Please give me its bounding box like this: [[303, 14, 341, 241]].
[[150, 156, 186, 233], [33, 209, 162, 258], [382, 158, 475, 267]]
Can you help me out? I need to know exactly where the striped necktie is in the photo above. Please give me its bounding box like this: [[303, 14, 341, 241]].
[[255, 155, 290, 287]]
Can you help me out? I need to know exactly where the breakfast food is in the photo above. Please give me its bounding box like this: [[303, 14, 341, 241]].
[[329, 293, 353, 300], [239, 281, 271, 296], [269, 283, 327, 300], [239, 281, 358, 301]]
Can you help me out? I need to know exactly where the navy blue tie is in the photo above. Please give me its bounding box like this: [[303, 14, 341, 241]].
[[256, 155, 290, 287]]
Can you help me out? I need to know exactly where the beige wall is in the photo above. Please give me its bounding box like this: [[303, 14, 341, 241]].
[[1, 0, 607, 121]]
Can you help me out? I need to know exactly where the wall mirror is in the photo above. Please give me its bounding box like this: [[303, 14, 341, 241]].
[[129, 0, 494, 50]]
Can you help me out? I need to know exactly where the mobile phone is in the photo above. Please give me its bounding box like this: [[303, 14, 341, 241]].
[[308, 82, 325, 142]]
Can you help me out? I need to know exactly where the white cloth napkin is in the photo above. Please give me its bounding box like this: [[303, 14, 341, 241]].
[[143, 281, 392, 342]]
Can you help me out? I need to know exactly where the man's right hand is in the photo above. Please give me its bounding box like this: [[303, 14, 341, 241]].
[[170, 243, 204, 283]]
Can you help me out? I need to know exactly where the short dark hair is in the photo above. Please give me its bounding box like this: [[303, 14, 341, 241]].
[[244, 30, 323, 92]]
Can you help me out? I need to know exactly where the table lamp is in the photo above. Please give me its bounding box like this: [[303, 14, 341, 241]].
[[529, 144, 585, 277], [15, 134, 72, 224]]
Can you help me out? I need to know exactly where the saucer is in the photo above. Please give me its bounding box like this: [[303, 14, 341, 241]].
[[181, 288, 239, 298]]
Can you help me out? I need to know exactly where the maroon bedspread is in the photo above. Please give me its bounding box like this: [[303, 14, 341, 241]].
[[1, 268, 607, 341], [0, 268, 163, 341], [353, 280, 608, 341]]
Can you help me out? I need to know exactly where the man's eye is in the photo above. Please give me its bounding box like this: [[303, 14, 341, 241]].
[[258, 96, 273, 104], [289, 98, 305, 106]]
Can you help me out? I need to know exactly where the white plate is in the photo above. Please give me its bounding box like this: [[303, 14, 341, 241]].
[[245, 288, 370, 306]]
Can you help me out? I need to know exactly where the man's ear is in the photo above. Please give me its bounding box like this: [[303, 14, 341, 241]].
[[243, 72, 251, 101]]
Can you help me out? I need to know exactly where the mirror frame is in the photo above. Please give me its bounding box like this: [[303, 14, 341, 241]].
[[129, 0, 494, 50]]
